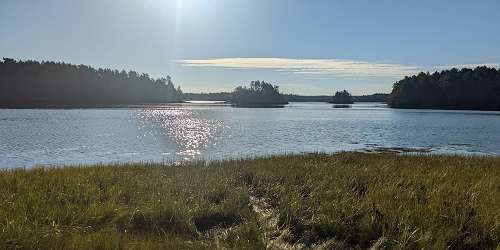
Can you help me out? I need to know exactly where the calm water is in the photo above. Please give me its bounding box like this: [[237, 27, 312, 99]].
[[1, 103, 500, 168]]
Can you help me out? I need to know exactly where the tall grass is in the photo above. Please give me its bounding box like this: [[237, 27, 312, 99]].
[[0, 153, 499, 249]]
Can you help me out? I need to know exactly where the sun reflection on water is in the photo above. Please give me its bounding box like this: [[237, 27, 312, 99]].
[[138, 108, 224, 160]]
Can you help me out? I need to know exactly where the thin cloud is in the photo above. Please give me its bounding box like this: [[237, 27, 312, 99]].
[[175, 58, 420, 78]]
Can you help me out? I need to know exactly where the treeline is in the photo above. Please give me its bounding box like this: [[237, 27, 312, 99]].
[[389, 66, 500, 110], [285, 95, 330, 102], [0, 58, 182, 107], [232, 80, 288, 107], [286, 93, 389, 103], [354, 93, 389, 102], [182, 92, 232, 102], [184, 93, 389, 103]]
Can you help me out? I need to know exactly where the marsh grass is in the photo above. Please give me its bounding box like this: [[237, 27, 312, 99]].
[[1, 153, 499, 249]]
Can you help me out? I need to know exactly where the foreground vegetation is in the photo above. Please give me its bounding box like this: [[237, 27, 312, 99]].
[[1, 153, 499, 249]]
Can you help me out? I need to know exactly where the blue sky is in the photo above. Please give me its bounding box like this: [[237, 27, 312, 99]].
[[1, 0, 499, 95]]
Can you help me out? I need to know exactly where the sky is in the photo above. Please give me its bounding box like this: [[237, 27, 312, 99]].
[[1, 0, 500, 95]]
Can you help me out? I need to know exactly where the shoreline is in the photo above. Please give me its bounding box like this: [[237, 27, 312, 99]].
[[2, 101, 500, 111], [2, 146, 497, 170], [3, 147, 497, 170]]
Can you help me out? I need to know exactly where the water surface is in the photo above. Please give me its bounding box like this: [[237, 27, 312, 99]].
[[1, 103, 499, 167]]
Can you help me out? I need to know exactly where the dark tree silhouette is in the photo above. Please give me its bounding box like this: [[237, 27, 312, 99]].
[[0, 58, 183, 108], [231, 80, 288, 107], [330, 90, 354, 104], [389, 66, 500, 110]]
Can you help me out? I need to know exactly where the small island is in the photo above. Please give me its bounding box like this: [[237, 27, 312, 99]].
[[329, 90, 354, 108], [329, 90, 354, 104], [231, 80, 288, 107], [389, 66, 500, 110]]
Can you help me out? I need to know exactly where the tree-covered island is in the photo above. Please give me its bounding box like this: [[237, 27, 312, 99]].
[[231, 80, 288, 107], [329, 90, 354, 104]]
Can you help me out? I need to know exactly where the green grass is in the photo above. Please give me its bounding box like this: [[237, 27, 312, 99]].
[[1, 153, 499, 249]]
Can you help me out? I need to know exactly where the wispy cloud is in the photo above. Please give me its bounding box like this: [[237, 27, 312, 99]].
[[175, 58, 421, 78]]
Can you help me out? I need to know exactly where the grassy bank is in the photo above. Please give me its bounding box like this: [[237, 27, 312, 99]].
[[1, 153, 499, 249]]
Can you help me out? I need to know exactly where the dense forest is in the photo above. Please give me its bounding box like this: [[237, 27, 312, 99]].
[[389, 66, 500, 110], [329, 90, 354, 104], [0, 58, 182, 107], [231, 80, 288, 107]]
